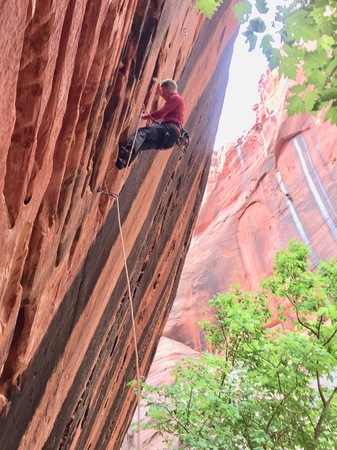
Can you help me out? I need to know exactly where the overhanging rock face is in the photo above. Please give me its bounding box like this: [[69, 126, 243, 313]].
[[0, 0, 238, 448]]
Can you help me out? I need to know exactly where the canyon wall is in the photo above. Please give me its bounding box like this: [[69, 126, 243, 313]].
[[164, 70, 337, 351], [0, 1, 238, 449], [124, 68, 337, 450]]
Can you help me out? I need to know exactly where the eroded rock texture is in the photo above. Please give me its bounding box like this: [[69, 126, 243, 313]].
[[164, 70, 337, 351], [0, 0, 238, 449]]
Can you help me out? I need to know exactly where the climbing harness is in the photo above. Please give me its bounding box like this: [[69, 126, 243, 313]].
[[151, 118, 191, 154]]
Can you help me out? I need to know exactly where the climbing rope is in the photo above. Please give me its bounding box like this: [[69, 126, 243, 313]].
[[97, 107, 145, 449]]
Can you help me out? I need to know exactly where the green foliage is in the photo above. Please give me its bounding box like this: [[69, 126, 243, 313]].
[[194, 0, 337, 124], [140, 241, 337, 449], [193, 0, 223, 18], [234, 0, 337, 124], [233, 0, 252, 22], [255, 0, 268, 15]]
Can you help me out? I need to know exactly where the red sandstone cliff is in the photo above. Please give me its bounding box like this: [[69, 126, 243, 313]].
[[0, 1, 239, 449], [164, 70, 337, 351]]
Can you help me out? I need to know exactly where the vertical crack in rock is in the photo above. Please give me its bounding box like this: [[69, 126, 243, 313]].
[[4, 1, 54, 227]]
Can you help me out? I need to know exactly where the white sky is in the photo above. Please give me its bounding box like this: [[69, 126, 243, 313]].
[[214, 30, 268, 149], [214, 0, 286, 149]]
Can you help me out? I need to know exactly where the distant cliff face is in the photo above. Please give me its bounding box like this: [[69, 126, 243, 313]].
[[164, 70, 337, 350], [0, 0, 238, 448]]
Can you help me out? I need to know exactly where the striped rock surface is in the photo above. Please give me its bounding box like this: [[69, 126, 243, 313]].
[[0, 1, 238, 449]]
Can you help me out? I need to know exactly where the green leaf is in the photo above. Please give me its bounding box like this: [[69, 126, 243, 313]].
[[289, 83, 309, 94], [267, 48, 281, 70], [307, 69, 328, 89], [324, 106, 337, 125], [249, 17, 267, 33], [303, 91, 319, 110], [282, 43, 304, 60], [195, 0, 223, 18], [286, 93, 307, 115], [243, 30, 258, 51], [260, 33, 274, 54], [278, 55, 299, 80], [233, 0, 252, 23], [326, 58, 337, 78], [255, 0, 269, 14], [319, 88, 337, 102], [303, 48, 326, 74], [284, 9, 317, 42], [318, 34, 335, 52]]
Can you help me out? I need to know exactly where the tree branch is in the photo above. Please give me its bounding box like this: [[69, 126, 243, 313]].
[[314, 386, 337, 441], [317, 314, 323, 339], [288, 294, 319, 338], [323, 327, 337, 347], [316, 370, 327, 406]]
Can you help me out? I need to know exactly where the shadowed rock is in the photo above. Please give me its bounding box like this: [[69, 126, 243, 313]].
[[0, 1, 238, 448]]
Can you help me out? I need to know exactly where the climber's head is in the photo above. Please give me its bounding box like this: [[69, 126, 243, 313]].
[[161, 78, 177, 94]]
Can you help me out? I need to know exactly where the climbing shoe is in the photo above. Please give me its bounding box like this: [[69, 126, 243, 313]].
[[116, 158, 127, 170], [118, 144, 131, 159]]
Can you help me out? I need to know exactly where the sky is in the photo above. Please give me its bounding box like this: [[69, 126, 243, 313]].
[[213, 30, 268, 149], [213, 0, 287, 150]]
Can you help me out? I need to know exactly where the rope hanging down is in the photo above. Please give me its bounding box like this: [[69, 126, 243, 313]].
[[97, 107, 145, 449]]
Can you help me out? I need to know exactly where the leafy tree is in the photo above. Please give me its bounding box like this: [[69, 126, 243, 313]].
[[194, 0, 337, 124], [233, 0, 337, 124], [139, 241, 337, 449]]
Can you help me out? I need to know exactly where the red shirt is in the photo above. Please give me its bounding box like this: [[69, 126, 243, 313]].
[[144, 88, 185, 125]]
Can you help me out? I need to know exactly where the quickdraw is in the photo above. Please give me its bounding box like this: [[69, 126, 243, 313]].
[[97, 186, 118, 198], [176, 128, 191, 153]]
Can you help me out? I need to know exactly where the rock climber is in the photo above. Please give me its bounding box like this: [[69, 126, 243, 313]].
[[116, 78, 185, 169]]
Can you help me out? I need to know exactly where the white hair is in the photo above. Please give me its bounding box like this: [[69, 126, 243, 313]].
[[161, 78, 177, 91]]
